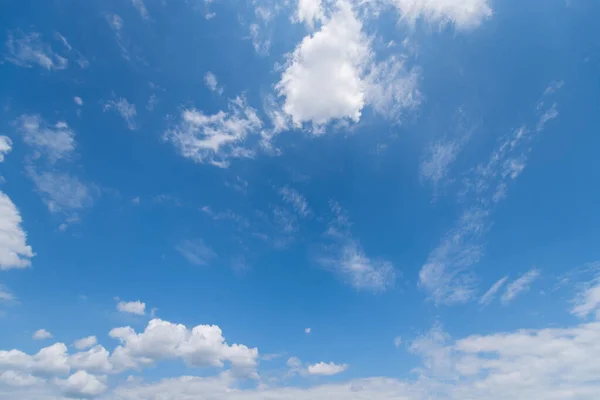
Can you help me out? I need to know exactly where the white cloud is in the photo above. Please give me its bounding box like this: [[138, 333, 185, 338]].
[[5, 30, 68, 70], [73, 336, 98, 351], [279, 186, 311, 217], [54, 32, 89, 68], [305, 328, 311, 334], [501, 269, 540, 304], [104, 98, 137, 130], [176, 239, 217, 266], [536, 103, 559, 132], [0, 136, 12, 162], [571, 275, 600, 318], [365, 55, 421, 121], [107, 14, 131, 60], [0, 285, 15, 302], [117, 301, 146, 316], [0, 370, 41, 388], [17, 114, 75, 163], [295, 0, 324, 28], [420, 84, 561, 304], [131, 0, 150, 20], [277, 1, 369, 127], [420, 139, 461, 189], [68, 345, 113, 374], [55, 370, 108, 398], [335, 241, 396, 292], [0, 191, 34, 270], [248, 24, 271, 55], [307, 361, 348, 376], [319, 202, 396, 292], [394, 336, 402, 348], [109, 318, 259, 377], [27, 169, 94, 214], [5, 317, 600, 399], [409, 322, 453, 377], [479, 276, 508, 307], [204, 72, 223, 94], [74, 96, 83, 106], [277, 1, 420, 129], [389, 0, 493, 30], [32, 329, 53, 340], [165, 96, 262, 167], [419, 207, 487, 304], [146, 94, 158, 111]]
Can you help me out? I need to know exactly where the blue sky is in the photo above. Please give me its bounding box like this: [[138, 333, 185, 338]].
[[1, 0, 600, 398]]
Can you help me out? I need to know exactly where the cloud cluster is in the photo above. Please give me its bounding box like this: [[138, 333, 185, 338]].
[[166, 96, 263, 167], [0, 318, 259, 398]]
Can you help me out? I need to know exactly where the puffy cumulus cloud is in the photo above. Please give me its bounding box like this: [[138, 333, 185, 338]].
[[0, 318, 260, 397], [16, 115, 75, 163], [277, 1, 421, 129], [33, 329, 53, 340], [0, 140, 31, 271], [5, 30, 68, 70], [165, 96, 262, 167], [4, 318, 600, 399], [277, 1, 369, 127], [55, 370, 108, 398], [68, 346, 113, 374], [108, 319, 259, 378], [295, 0, 324, 28], [0, 370, 41, 388], [73, 336, 98, 351], [0, 191, 34, 270], [306, 362, 348, 376], [116, 300, 146, 316], [388, 0, 493, 30]]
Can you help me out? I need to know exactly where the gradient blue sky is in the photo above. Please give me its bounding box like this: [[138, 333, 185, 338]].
[[1, 0, 600, 399]]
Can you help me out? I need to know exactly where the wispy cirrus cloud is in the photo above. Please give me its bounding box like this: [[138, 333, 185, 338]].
[[5, 30, 67, 70], [176, 239, 217, 266], [319, 201, 397, 292], [479, 276, 508, 307], [104, 98, 137, 130], [15, 115, 96, 227], [419, 82, 563, 304], [501, 269, 540, 304]]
